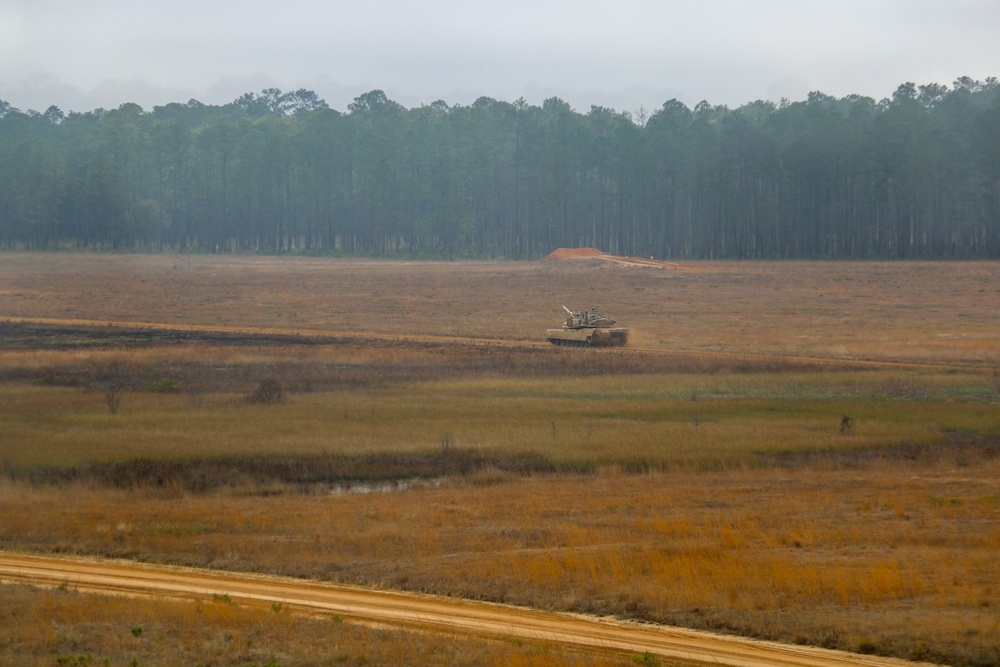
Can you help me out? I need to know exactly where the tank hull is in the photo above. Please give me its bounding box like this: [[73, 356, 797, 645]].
[[546, 327, 629, 347]]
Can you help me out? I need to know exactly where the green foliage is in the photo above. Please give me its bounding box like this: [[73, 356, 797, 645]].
[[632, 652, 658, 666], [1, 80, 999, 257], [839, 414, 854, 435], [145, 377, 182, 393], [855, 637, 880, 655]]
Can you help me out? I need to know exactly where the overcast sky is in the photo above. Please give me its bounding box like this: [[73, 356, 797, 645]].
[[2, 0, 999, 115]]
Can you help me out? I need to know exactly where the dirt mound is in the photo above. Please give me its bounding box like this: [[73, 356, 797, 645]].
[[543, 248, 716, 270], [543, 247, 607, 260]]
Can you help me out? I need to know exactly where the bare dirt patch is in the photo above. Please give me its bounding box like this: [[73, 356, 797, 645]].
[[0, 553, 929, 667], [543, 247, 719, 270], [544, 247, 609, 260], [0, 578, 637, 667]]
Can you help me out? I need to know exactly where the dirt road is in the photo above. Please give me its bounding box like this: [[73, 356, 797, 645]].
[[0, 553, 929, 667]]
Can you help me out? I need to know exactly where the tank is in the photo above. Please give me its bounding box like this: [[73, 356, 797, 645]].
[[547, 306, 629, 347]]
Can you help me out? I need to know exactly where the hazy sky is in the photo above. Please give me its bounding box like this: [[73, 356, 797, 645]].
[[2, 0, 999, 114]]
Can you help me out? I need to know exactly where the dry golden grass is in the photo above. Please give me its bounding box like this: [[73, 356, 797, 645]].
[[0, 583, 660, 667], [0, 253, 998, 364], [2, 253, 999, 666], [2, 458, 998, 665]]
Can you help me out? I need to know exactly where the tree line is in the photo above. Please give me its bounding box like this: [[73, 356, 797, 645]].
[[1, 79, 999, 258]]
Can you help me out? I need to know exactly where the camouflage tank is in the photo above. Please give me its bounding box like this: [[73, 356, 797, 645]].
[[547, 306, 629, 347]]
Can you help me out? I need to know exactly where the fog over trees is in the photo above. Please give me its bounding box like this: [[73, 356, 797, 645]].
[[1, 79, 998, 258]]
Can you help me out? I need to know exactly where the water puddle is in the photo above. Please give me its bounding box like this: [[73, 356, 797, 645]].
[[328, 478, 443, 495]]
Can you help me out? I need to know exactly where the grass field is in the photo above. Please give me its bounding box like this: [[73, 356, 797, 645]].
[[1, 582, 663, 667], [1, 253, 999, 666], [1, 252, 998, 363]]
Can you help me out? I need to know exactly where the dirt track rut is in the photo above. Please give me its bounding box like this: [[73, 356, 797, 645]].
[[0, 315, 980, 371], [0, 553, 931, 667]]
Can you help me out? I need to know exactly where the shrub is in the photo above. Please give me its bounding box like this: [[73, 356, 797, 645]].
[[146, 377, 182, 393], [246, 378, 283, 405], [839, 414, 853, 435]]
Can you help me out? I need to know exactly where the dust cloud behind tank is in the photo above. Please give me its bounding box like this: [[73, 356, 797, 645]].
[[546, 306, 629, 347]]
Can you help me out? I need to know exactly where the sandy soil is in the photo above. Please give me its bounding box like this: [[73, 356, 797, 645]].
[[544, 247, 719, 270], [0, 553, 932, 667]]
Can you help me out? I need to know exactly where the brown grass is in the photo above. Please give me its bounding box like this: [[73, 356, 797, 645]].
[[1, 365, 996, 471], [2, 253, 999, 666], [1, 456, 998, 665], [0, 253, 997, 364], [0, 583, 661, 667]]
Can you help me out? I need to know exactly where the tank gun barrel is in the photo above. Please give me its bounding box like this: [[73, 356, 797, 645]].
[[562, 305, 574, 315]]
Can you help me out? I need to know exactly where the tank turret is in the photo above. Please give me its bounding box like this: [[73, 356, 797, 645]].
[[561, 306, 617, 329], [548, 306, 629, 347]]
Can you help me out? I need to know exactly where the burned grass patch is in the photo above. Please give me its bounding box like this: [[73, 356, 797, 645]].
[[0, 320, 846, 396]]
